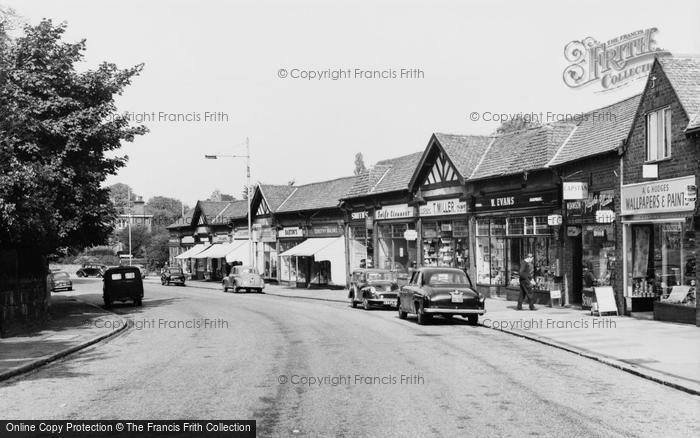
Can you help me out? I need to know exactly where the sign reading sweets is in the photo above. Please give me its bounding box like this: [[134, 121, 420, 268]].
[[375, 204, 414, 220], [420, 198, 467, 217], [621, 176, 696, 215]]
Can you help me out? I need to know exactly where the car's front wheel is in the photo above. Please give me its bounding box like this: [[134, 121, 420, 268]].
[[467, 314, 478, 326], [398, 300, 408, 319], [363, 299, 371, 311], [416, 304, 431, 325], [103, 297, 112, 308]]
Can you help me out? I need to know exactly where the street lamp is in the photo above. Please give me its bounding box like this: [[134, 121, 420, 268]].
[[204, 137, 254, 268]]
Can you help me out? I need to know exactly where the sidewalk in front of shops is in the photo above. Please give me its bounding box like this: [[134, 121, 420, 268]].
[[178, 278, 700, 395]]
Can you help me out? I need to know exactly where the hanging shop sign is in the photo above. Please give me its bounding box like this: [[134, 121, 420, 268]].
[[419, 198, 467, 217], [375, 204, 414, 220], [472, 190, 558, 212], [595, 209, 615, 224], [181, 236, 195, 244], [620, 176, 696, 216], [565, 190, 614, 223], [403, 230, 418, 241], [212, 234, 230, 243], [547, 214, 563, 226], [563, 182, 589, 200], [279, 227, 304, 238], [351, 211, 367, 221]]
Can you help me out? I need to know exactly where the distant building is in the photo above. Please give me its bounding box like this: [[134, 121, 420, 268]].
[[114, 196, 153, 232]]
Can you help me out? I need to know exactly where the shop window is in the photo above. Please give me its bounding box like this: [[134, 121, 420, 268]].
[[508, 217, 524, 235], [422, 221, 468, 270], [349, 225, 373, 269], [476, 219, 490, 236], [582, 225, 615, 288], [626, 222, 696, 306], [377, 224, 416, 276], [646, 107, 672, 161]]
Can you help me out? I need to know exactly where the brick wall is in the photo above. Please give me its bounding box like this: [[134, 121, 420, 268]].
[[0, 249, 50, 337]]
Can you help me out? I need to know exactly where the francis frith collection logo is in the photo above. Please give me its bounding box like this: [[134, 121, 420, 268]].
[[563, 28, 671, 91]]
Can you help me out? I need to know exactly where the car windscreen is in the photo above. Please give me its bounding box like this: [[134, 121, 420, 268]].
[[238, 268, 259, 274], [53, 272, 69, 279], [425, 272, 469, 286], [366, 272, 391, 281], [168, 269, 182, 274]]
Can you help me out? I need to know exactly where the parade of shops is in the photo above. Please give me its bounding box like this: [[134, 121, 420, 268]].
[[167, 56, 699, 326]]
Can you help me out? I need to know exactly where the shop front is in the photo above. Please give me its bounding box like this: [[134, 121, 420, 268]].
[[472, 189, 562, 301], [374, 203, 418, 285], [347, 210, 373, 271], [279, 223, 346, 288], [564, 184, 617, 308], [621, 176, 697, 323], [254, 222, 277, 281], [418, 197, 469, 271], [278, 226, 305, 284]]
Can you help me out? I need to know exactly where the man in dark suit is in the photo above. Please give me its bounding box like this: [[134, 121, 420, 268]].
[[517, 253, 536, 310]]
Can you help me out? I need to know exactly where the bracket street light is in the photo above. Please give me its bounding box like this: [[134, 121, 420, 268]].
[[204, 137, 254, 269]]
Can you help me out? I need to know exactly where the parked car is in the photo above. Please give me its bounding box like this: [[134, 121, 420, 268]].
[[223, 265, 265, 293], [48, 271, 73, 292], [76, 265, 106, 278], [161, 267, 186, 286], [398, 268, 485, 325], [102, 266, 143, 307], [348, 268, 399, 310]]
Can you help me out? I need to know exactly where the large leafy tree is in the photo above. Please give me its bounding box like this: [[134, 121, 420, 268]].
[[109, 183, 139, 215], [0, 20, 147, 255], [146, 195, 187, 229]]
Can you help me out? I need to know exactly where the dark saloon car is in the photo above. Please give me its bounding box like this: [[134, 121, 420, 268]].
[[49, 271, 73, 292], [223, 265, 265, 293], [398, 268, 485, 325], [348, 268, 400, 310], [103, 266, 143, 307], [76, 265, 106, 278], [161, 267, 186, 286]]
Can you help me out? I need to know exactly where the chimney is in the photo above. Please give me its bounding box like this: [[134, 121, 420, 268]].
[[133, 196, 146, 216]]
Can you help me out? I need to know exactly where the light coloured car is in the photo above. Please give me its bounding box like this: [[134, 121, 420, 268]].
[[223, 265, 265, 293], [49, 271, 73, 292]]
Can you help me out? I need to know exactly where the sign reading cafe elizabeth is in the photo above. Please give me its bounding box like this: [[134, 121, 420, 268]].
[[621, 176, 696, 215]]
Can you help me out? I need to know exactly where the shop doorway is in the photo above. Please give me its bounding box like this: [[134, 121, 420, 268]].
[[571, 234, 582, 304]]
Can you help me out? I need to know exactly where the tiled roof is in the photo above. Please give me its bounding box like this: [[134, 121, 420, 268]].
[[470, 123, 576, 180], [433, 133, 492, 178], [277, 176, 357, 212], [258, 184, 296, 211], [547, 94, 641, 167], [199, 201, 236, 224], [344, 152, 423, 199], [220, 200, 248, 220], [658, 57, 700, 132], [166, 209, 194, 229]]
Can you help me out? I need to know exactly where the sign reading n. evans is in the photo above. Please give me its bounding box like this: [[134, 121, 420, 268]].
[[375, 204, 414, 220], [419, 198, 467, 217], [621, 176, 696, 215]]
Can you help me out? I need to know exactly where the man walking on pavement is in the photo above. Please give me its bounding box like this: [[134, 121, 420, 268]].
[[517, 253, 536, 310]]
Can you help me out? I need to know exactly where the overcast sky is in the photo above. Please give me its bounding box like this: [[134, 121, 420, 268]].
[[5, 0, 700, 206]]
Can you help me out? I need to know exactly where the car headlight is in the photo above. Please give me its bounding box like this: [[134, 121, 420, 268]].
[[369, 287, 377, 297]]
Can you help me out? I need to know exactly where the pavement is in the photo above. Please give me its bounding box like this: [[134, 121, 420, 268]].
[[173, 278, 700, 395], [0, 294, 127, 382]]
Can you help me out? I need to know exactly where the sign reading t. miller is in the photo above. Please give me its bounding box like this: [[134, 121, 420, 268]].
[[419, 198, 467, 217], [621, 176, 696, 215]]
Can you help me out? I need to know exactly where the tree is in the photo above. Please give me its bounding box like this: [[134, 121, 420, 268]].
[[146, 228, 170, 270], [494, 118, 541, 135], [109, 183, 139, 215], [0, 20, 148, 255], [354, 152, 367, 176], [117, 225, 151, 258], [146, 195, 185, 229], [207, 189, 235, 203]]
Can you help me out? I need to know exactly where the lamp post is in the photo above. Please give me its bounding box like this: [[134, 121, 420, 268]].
[[204, 137, 254, 268]]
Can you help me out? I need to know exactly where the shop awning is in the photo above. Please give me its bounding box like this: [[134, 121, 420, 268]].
[[191, 242, 237, 259], [280, 237, 342, 258], [175, 243, 211, 259], [225, 241, 251, 264]]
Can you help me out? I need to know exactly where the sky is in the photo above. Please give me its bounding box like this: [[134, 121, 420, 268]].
[[4, 0, 700, 206]]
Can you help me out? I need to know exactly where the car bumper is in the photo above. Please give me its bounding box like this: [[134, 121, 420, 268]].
[[367, 298, 398, 306], [424, 308, 485, 315]]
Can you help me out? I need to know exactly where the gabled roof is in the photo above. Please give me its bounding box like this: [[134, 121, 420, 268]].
[[220, 200, 248, 220], [344, 152, 423, 199], [276, 176, 357, 212], [470, 123, 576, 180], [258, 184, 297, 211], [657, 57, 700, 132], [166, 209, 194, 229], [432, 133, 493, 179], [547, 94, 642, 167]]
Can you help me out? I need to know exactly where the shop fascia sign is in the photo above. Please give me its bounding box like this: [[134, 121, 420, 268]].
[[563, 182, 589, 200], [308, 223, 341, 237], [621, 175, 696, 215], [279, 227, 304, 238], [212, 234, 230, 243], [233, 228, 250, 239], [375, 204, 414, 220], [419, 198, 467, 217], [350, 211, 367, 221], [473, 190, 557, 211]]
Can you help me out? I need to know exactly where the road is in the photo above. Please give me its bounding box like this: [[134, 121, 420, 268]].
[[0, 279, 697, 437]]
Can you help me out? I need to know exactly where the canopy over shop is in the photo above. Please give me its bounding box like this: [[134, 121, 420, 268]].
[[280, 236, 347, 287]]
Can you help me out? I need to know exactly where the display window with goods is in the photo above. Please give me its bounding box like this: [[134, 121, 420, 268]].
[[421, 220, 468, 270], [475, 216, 560, 290], [348, 224, 374, 270], [376, 223, 417, 280]]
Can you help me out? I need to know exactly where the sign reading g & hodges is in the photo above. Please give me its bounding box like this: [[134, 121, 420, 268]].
[[621, 176, 696, 215]]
